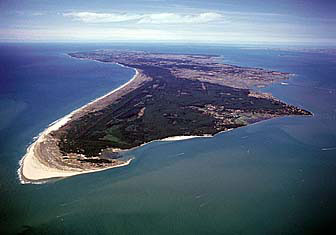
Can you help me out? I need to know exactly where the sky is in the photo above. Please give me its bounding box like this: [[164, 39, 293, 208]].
[[0, 0, 335, 45]]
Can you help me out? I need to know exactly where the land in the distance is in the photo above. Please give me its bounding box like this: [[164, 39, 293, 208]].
[[19, 50, 311, 183]]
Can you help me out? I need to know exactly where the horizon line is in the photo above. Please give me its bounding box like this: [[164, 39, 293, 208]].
[[0, 40, 335, 47]]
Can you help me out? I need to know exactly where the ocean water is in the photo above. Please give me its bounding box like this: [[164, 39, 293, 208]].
[[0, 43, 336, 234]]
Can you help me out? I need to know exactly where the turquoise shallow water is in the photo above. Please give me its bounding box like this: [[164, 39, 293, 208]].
[[0, 43, 336, 234]]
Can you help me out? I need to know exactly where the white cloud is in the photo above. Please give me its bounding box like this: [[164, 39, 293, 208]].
[[63, 12, 141, 23], [63, 12, 225, 24], [32, 12, 44, 16], [138, 12, 223, 24]]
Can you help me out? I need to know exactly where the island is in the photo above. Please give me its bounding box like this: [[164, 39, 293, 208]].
[[19, 50, 311, 183]]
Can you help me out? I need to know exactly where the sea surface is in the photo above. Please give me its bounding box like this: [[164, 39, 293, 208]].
[[0, 43, 336, 234]]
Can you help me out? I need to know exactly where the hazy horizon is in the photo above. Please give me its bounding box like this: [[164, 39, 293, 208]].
[[1, 0, 335, 45]]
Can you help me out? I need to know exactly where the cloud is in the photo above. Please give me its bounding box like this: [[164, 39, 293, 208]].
[[63, 12, 141, 23], [138, 12, 223, 24], [32, 12, 45, 16], [63, 12, 224, 24]]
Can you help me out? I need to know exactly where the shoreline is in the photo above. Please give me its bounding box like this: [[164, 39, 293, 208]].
[[18, 59, 139, 184], [18, 55, 313, 184], [19, 56, 231, 184]]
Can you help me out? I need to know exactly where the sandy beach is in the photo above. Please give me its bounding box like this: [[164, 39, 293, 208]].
[[18, 52, 300, 184], [18, 60, 221, 184], [18, 59, 218, 184], [160, 135, 212, 141], [19, 62, 140, 184]]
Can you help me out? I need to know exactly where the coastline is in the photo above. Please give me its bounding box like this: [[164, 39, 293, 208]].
[[159, 135, 212, 141], [19, 57, 226, 184], [18, 60, 139, 184], [19, 56, 223, 184], [18, 54, 312, 184]]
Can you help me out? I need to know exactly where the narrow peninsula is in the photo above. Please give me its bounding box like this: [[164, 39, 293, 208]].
[[19, 50, 311, 183]]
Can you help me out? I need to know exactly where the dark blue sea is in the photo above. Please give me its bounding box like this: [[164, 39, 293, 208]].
[[1, 43, 336, 234]]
